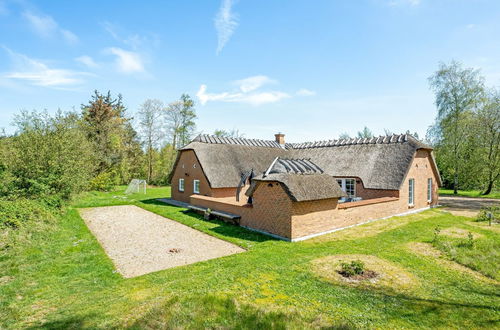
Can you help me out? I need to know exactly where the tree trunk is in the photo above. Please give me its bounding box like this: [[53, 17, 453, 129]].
[[482, 180, 494, 195], [453, 173, 458, 194]]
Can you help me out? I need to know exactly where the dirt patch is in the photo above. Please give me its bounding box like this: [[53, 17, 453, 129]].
[[440, 227, 483, 239], [79, 205, 245, 278], [0, 275, 14, 285], [310, 210, 438, 242], [406, 242, 498, 285], [311, 254, 418, 292]]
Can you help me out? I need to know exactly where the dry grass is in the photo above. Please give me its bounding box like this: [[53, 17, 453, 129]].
[[311, 254, 419, 293], [440, 227, 483, 239], [442, 209, 479, 217], [406, 242, 498, 284], [310, 210, 439, 243], [466, 221, 500, 233]]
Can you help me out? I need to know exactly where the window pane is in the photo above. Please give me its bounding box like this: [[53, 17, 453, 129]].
[[408, 179, 414, 205], [427, 178, 432, 201], [345, 179, 355, 197], [179, 179, 184, 191]]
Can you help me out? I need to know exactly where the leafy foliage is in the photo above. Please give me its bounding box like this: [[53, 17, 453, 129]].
[[1, 110, 95, 200], [340, 259, 365, 276], [427, 61, 499, 195], [0, 198, 55, 228]]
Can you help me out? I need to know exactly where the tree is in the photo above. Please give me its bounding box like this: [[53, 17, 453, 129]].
[[138, 99, 165, 182], [5, 110, 95, 199], [357, 126, 374, 139], [213, 129, 244, 138], [81, 91, 129, 174], [178, 94, 197, 147], [428, 61, 485, 194], [165, 100, 183, 150], [339, 132, 350, 139], [476, 89, 500, 195]]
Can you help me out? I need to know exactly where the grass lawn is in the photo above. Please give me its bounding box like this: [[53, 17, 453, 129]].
[[1, 186, 499, 328], [439, 188, 500, 199]]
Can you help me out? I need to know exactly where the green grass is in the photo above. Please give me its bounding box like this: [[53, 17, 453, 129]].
[[439, 188, 500, 199], [1, 186, 499, 328], [433, 230, 500, 280]]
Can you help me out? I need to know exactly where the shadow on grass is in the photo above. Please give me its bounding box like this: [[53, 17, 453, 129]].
[[140, 199, 276, 243], [128, 294, 353, 329], [28, 316, 91, 330]]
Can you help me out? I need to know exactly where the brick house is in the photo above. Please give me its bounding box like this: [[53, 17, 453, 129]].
[[169, 133, 441, 241]]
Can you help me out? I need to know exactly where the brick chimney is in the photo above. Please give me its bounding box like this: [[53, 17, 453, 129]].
[[275, 133, 285, 145]]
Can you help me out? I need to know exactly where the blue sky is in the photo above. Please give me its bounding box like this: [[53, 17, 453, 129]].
[[0, 0, 499, 142]]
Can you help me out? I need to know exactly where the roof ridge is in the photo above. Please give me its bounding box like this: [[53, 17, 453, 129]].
[[191, 133, 431, 150], [193, 134, 284, 149], [288, 133, 427, 149]]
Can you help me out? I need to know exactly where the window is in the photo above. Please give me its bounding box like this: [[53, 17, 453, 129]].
[[408, 178, 415, 205], [336, 178, 356, 198], [179, 178, 184, 192], [193, 180, 200, 194], [427, 178, 432, 202]]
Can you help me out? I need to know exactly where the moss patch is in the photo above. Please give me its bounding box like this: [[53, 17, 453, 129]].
[[311, 254, 418, 293], [440, 227, 483, 239]]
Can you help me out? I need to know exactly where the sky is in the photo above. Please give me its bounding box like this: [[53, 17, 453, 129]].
[[0, 0, 499, 142]]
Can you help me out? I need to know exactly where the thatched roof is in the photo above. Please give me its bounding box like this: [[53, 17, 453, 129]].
[[246, 173, 346, 202], [178, 141, 288, 188], [178, 133, 441, 190]]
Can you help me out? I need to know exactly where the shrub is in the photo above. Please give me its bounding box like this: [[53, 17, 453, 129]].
[[476, 206, 499, 224], [0, 198, 55, 228], [88, 172, 116, 191], [2, 110, 96, 200], [340, 260, 365, 276]]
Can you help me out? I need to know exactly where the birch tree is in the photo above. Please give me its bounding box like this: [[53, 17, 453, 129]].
[[138, 99, 165, 182]]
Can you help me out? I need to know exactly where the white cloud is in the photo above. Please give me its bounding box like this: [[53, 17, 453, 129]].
[[234, 75, 275, 93], [23, 11, 79, 44], [75, 55, 99, 68], [61, 29, 78, 44], [105, 47, 144, 73], [215, 0, 238, 54], [296, 88, 316, 96], [197, 75, 290, 106], [2, 47, 88, 87]]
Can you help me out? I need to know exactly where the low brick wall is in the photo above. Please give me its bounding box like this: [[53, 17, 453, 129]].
[[291, 197, 405, 239]]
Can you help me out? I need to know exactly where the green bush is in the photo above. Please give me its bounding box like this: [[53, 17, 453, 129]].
[[0, 198, 55, 228], [340, 260, 365, 276], [88, 171, 117, 191], [476, 206, 499, 223]]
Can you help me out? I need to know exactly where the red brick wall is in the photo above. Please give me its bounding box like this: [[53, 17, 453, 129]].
[[184, 149, 440, 241], [191, 181, 293, 238], [171, 150, 212, 203]]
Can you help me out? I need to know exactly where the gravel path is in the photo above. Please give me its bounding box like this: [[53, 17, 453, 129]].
[[79, 205, 245, 278], [440, 195, 499, 217]]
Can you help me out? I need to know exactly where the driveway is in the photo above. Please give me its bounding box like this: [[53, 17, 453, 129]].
[[439, 195, 499, 217], [79, 205, 244, 278]]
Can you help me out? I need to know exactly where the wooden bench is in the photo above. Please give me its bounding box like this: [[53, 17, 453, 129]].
[[187, 205, 241, 224]]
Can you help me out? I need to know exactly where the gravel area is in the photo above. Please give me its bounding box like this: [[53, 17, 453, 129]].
[[79, 205, 245, 278], [440, 196, 499, 217]]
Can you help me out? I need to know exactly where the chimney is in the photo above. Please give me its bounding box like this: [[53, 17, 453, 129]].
[[275, 133, 285, 145]]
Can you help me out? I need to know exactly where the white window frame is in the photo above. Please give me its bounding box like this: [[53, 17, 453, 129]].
[[408, 178, 415, 206], [427, 178, 432, 202], [179, 178, 184, 192], [336, 178, 356, 198], [193, 180, 200, 194]]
